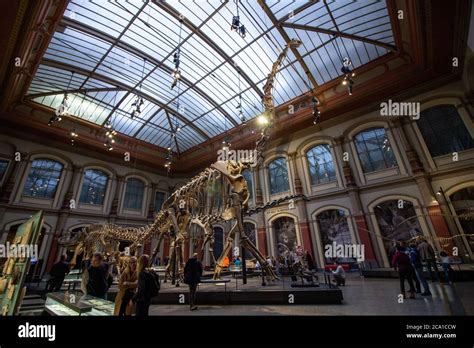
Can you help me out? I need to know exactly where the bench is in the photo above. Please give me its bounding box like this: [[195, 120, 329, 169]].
[[199, 279, 231, 293]]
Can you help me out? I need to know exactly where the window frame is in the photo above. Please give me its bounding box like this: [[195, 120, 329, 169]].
[[79, 168, 110, 206], [267, 156, 290, 196], [21, 158, 64, 200], [123, 177, 146, 210], [353, 127, 398, 173]]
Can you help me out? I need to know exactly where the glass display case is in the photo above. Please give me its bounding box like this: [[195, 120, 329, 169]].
[[45, 291, 114, 316]]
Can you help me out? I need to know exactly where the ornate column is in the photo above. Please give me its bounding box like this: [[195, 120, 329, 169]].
[[395, 118, 456, 253], [288, 151, 303, 195], [335, 136, 377, 264], [0, 152, 27, 204], [252, 165, 268, 255], [45, 165, 83, 272], [253, 166, 263, 206], [109, 175, 124, 224]]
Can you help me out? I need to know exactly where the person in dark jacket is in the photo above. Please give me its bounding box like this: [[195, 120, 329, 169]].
[[408, 243, 431, 295], [392, 245, 416, 299], [417, 238, 439, 282], [47, 255, 70, 292], [305, 250, 315, 271], [86, 252, 109, 299], [133, 254, 155, 316], [184, 253, 203, 311]]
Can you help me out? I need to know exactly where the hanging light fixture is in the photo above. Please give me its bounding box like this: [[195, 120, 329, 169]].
[[49, 71, 74, 126], [103, 91, 118, 151], [312, 96, 321, 124], [171, 18, 183, 89], [230, 0, 246, 38], [341, 57, 355, 95], [131, 58, 146, 118]]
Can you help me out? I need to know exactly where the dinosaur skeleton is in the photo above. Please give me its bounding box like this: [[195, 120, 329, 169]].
[[59, 39, 302, 282]]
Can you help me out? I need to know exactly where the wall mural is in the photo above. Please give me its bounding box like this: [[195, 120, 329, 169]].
[[317, 209, 355, 263], [450, 187, 474, 253], [373, 200, 423, 260], [273, 217, 297, 258]]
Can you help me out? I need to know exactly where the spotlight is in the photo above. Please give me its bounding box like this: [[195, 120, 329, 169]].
[[70, 129, 78, 138], [341, 57, 355, 95], [171, 69, 181, 89], [131, 96, 144, 119], [167, 146, 171, 151], [436, 191, 442, 196], [257, 114, 269, 125], [231, 16, 240, 31], [176, 126, 181, 132]]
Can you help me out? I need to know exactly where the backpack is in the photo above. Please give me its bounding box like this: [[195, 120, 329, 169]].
[[146, 269, 161, 297], [408, 248, 421, 265]]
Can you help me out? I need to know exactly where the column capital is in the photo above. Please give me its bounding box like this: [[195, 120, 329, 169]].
[[334, 136, 345, 146]]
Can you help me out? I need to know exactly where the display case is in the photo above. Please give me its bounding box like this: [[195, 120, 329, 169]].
[[45, 291, 114, 316]]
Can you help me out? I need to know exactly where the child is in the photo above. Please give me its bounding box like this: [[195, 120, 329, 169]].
[[439, 251, 453, 284]]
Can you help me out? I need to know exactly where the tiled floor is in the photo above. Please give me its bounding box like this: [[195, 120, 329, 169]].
[[149, 274, 474, 316]]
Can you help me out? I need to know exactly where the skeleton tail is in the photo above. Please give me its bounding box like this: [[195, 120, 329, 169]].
[[245, 193, 307, 216]]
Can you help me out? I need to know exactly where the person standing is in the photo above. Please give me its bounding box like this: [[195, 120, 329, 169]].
[[86, 253, 109, 299], [332, 261, 346, 286], [184, 252, 203, 311], [439, 251, 453, 284], [392, 245, 416, 299], [407, 243, 431, 296], [134, 254, 158, 317], [417, 239, 439, 282], [114, 256, 138, 316], [47, 255, 70, 292], [305, 250, 315, 271]]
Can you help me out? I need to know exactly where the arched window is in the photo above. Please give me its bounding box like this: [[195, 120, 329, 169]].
[[22, 159, 63, 198], [123, 178, 145, 210], [273, 216, 297, 258], [154, 191, 166, 212], [417, 105, 474, 157], [268, 157, 290, 195], [79, 169, 108, 205], [0, 159, 9, 182], [317, 209, 354, 263], [243, 222, 257, 259], [354, 128, 397, 173], [242, 169, 253, 200], [449, 187, 474, 253], [373, 200, 423, 264], [306, 144, 336, 185]]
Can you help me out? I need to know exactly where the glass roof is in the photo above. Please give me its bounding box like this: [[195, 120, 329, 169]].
[[26, 0, 396, 152]]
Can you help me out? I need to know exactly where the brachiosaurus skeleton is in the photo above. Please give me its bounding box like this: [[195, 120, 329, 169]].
[[59, 39, 302, 281]]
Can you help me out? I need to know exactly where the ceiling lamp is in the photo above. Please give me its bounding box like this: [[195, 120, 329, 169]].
[[257, 113, 269, 125], [48, 71, 74, 126], [222, 138, 231, 151], [312, 96, 321, 124], [341, 57, 355, 95], [230, 0, 246, 38], [70, 128, 78, 146], [131, 95, 144, 119]]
